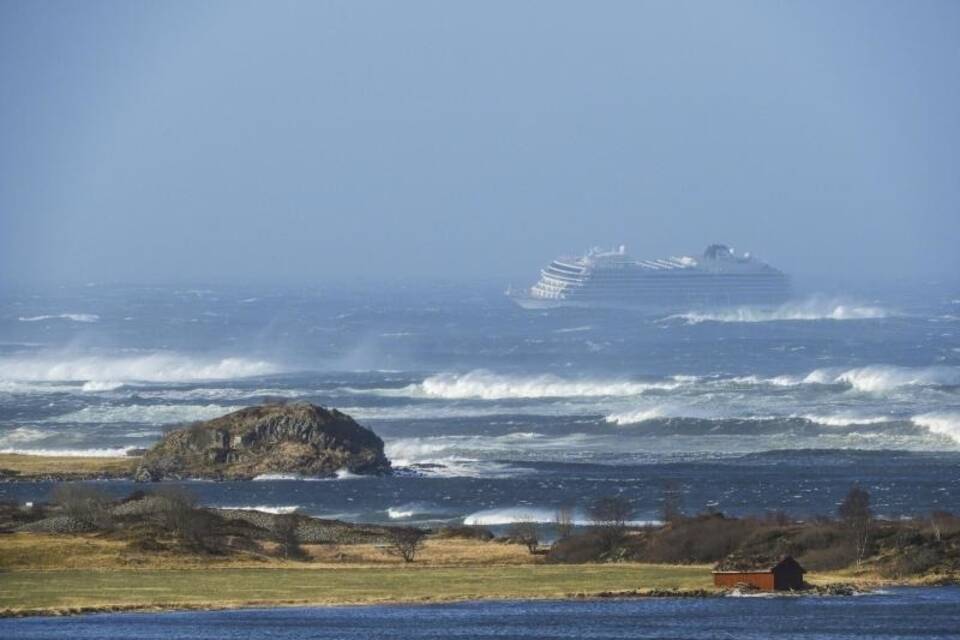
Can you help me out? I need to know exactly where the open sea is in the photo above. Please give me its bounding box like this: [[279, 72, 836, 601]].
[[1, 281, 958, 524]]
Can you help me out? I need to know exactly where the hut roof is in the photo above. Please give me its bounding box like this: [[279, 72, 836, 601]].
[[713, 554, 805, 573]]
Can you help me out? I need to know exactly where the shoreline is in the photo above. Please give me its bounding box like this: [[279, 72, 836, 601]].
[[0, 589, 718, 619], [3, 579, 951, 620], [0, 453, 139, 482]]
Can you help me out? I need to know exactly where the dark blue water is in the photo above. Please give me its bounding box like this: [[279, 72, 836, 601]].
[[1, 282, 959, 524], [2, 588, 958, 639]]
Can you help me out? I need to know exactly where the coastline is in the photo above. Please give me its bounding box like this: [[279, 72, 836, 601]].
[[0, 532, 950, 619], [0, 453, 139, 482], [2, 454, 957, 619]]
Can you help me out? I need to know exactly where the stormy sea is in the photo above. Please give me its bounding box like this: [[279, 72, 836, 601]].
[[1, 280, 958, 526]]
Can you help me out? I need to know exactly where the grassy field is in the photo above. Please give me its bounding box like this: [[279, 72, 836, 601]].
[[0, 453, 137, 478], [0, 564, 715, 615], [0, 533, 715, 615]]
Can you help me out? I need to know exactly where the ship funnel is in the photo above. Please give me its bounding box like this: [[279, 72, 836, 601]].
[[618, 244, 626, 255]]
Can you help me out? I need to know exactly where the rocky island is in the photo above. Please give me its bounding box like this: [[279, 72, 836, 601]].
[[134, 403, 391, 481]]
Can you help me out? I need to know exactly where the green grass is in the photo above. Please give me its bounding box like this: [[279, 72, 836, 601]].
[[0, 565, 714, 615]]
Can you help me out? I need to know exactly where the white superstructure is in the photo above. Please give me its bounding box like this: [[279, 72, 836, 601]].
[[509, 244, 790, 310]]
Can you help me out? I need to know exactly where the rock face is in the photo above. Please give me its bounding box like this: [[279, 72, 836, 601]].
[[135, 404, 391, 481]]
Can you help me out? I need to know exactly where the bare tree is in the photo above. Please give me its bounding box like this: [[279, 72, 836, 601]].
[[838, 484, 872, 567], [661, 482, 684, 524], [930, 510, 953, 543], [152, 486, 211, 551], [50, 484, 113, 529], [386, 527, 426, 563], [274, 514, 307, 560], [507, 519, 540, 554], [554, 505, 575, 541], [589, 495, 633, 553]]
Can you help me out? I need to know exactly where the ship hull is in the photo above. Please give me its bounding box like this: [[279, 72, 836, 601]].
[[509, 288, 791, 311], [512, 244, 790, 311]]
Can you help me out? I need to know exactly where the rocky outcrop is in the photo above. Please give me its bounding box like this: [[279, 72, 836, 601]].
[[134, 404, 391, 481]]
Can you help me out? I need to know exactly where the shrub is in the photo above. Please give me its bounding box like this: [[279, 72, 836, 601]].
[[506, 520, 540, 554], [50, 484, 113, 530], [385, 527, 426, 563], [589, 496, 633, 554], [150, 486, 215, 552], [433, 525, 495, 541], [546, 531, 610, 563], [554, 506, 575, 540], [274, 514, 307, 560]]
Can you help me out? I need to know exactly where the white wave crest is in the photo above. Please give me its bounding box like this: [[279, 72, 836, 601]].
[[404, 370, 682, 400], [463, 506, 660, 527], [800, 414, 892, 427], [387, 504, 431, 519], [803, 365, 960, 393], [912, 412, 960, 444], [666, 298, 891, 325], [252, 473, 323, 481], [218, 505, 301, 514], [386, 437, 529, 478], [605, 404, 708, 425], [0, 352, 279, 384], [0, 427, 49, 446], [18, 313, 100, 323], [81, 380, 124, 392], [48, 404, 229, 425]]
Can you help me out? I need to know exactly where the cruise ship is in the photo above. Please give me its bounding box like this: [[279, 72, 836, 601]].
[[508, 244, 790, 310]]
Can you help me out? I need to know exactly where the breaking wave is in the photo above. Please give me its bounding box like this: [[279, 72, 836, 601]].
[[799, 414, 892, 427], [386, 503, 438, 519], [666, 298, 891, 325], [912, 412, 960, 444], [802, 365, 960, 393], [463, 506, 660, 527], [252, 473, 323, 481], [18, 313, 100, 323], [386, 436, 533, 478], [605, 404, 707, 425], [0, 352, 280, 384], [396, 370, 685, 400], [217, 505, 301, 514], [0, 427, 49, 447], [48, 404, 229, 425]]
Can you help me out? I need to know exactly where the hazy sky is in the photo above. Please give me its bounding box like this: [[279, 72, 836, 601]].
[[2, 1, 958, 284]]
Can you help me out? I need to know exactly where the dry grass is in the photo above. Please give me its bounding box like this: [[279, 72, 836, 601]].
[[0, 565, 715, 616], [0, 533, 716, 615], [0, 453, 137, 478], [0, 534, 538, 570], [301, 538, 538, 565]]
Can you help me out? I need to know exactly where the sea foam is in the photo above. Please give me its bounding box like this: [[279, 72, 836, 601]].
[[400, 370, 684, 400], [463, 506, 660, 527], [18, 313, 100, 323], [48, 404, 229, 425], [912, 412, 960, 444], [0, 352, 279, 384], [666, 298, 891, 325], [803, 365, 960, 393]]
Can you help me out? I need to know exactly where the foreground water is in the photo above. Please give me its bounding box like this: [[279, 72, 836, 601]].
[[1, 281, 958, 523], [2, 587, 958, 639]]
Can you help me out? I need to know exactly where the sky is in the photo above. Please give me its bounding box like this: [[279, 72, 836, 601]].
[[1, 0, 958, 285]]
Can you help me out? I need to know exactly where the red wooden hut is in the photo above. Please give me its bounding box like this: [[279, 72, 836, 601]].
[[712, 555, 806, 591]]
